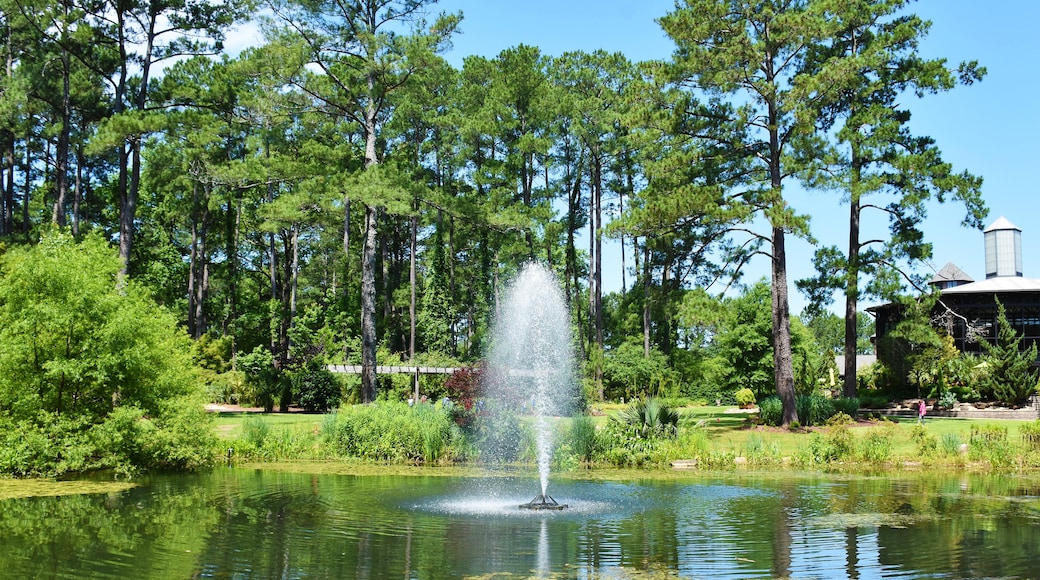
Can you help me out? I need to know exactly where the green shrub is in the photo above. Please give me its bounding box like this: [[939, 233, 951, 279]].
[[824, 423, 855, 461], [970, 425, 1014, 468], [757, 397, 782, 426], [567, 415, 599, 464], [797, 394, 836, 426], [832, 397, 860, 417], [910, 424, 938, 457], [0, 233, 217, 476], [614, 398, 680, 438], [664, 426, 710, 460], [1020, 420, 1040, 451], [860, 428, 894, 463], [757, 394, 840, 427], [294, 363, 341, 413], [242, 415, 271, 449], [599, 419, 662, 467], [321, 402, 459, 463], [939, 432, 963, 457], [474, 408, 526, 465], [798, 433, 829, 465], [937, 390, 958, 410], [734, 388, 756, 408]]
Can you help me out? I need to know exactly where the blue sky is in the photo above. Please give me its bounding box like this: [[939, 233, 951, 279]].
[[437, 0, 1040, 314]]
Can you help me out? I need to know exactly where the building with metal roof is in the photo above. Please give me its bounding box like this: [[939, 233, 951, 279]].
[[870, 217, 1040, 362]]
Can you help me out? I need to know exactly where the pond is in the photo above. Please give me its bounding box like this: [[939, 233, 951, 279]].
[[2, 466, 1039, 578]]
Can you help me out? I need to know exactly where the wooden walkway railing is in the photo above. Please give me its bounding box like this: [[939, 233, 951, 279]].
[[326, 365, 463, 375]]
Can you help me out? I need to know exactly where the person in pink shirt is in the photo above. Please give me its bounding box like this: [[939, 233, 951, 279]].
[[918, 399, 927, 424]]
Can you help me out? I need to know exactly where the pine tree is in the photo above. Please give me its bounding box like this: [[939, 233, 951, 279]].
[[981, 299, 1039, 406]]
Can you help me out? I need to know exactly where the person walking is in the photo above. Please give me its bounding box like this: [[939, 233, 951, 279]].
[[918, 399, 927, 424]]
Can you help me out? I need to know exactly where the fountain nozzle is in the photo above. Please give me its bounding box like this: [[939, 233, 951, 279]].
[[519, 493, 568, 511]]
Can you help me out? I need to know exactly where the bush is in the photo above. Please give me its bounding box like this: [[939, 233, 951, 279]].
[[1021, 420, 1040, 451], [757, 397, 782, 426], [474, 408, 526, 465], [601, 339, 673, 401], [614, 398, 680, 438], [970, 425, 1014, 468], [797, 394, 836, 426], [757, 394, 838, 427], [567, 415, 599, 464], [321, 402, 459, 463], [294, 363, 341, 412], [860, 428, 894, 463], [0, 233, 217, 476], [734, 388, 756, 408], [937, 390, 958, 410], [832, 397, 860, 417], [939, 432, 964, 457]]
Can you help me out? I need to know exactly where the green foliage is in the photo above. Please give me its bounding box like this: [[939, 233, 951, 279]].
[[238, 346, 279, 412], [293, 362, 341, 413], [601, 339, 672, 401], [321, 402, 460, 464], [832, 397, 860, 417], [937, 390, 958, 410], [757, 397, 782, 426], [980, 299, 1040, 406], [0, 232, 215, 476], [473, 408, 526, 465], [1021, 420, 1040, 451], [614, 398, 680, 439], [859, 427, 894, 464], [911, 424, 939, 457], [796, 394, 836, 427], [969, 425, 1014, 468], [566, 415, 599, 464], [734, 388, 756, 408], [759, 394, 838, 427], [939, 432, 964, 457], [599, 419, 662, 467]]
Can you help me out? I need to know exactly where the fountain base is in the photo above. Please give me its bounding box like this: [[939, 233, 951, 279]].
[[519, 494, 568, 511]]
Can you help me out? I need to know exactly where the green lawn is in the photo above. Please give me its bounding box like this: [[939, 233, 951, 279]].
[[212, 412, 325, 439], [210, 404, 1040, 466], [672, 405, 1038, 459]]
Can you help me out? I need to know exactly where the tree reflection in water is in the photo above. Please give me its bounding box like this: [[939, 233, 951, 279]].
[[1, 469, 1039, 578]]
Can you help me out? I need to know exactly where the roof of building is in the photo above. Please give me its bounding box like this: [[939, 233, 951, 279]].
[[930, 262, 974, 285], [984, 216, 1021, 233], [941, 276, 1040, 294]]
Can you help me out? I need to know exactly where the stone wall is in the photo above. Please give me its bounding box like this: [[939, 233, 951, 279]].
[[864, 398, 1039, 421]]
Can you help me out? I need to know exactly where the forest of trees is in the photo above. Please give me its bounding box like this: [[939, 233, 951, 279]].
[[0, 0, 987, 426]]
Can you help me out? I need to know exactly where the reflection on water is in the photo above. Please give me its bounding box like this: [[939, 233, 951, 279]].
[[1, 469, 1039, 578]]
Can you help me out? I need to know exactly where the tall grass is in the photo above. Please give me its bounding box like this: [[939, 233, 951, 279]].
[[567, 415, 599, 464], [969, 425, 1014, 468], [321, 402, 459, 463], [758, 394, 839, 427]]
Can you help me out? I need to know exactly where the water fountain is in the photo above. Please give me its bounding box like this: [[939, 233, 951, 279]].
[[485, 263, 576, 510]]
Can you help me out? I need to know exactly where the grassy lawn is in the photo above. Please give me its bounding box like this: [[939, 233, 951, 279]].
[[672, 405, 1037, 459], [212, 412, 325, 439], [211, 404, 1039, 466]]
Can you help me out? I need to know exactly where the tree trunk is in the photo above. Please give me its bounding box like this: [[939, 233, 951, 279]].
[[409, 210, 417, 360], [73, 150, 83, 235], [768, 93, 797, 425], [52, 39, 71, 227], [772, 225, 798, 426], [360, 84, 380, 403], [643, 242, 652, 358], [361, 203, 379, 403], [844, 194, 861, 399]]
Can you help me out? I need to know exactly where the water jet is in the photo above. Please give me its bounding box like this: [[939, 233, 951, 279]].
[[485, 263, 576, 509]]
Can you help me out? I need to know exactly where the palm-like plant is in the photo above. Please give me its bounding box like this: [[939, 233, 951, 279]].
[[615, 398, 680, 438]]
